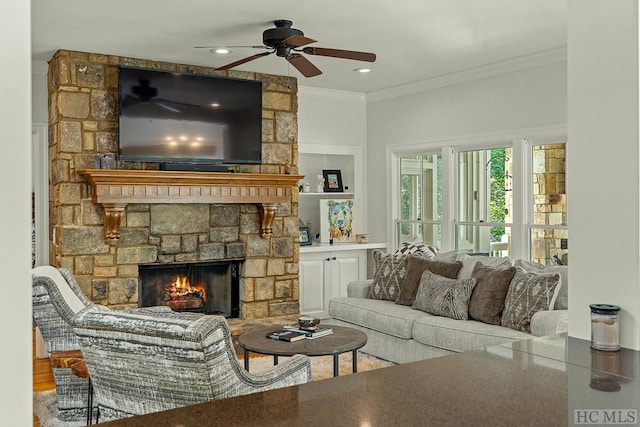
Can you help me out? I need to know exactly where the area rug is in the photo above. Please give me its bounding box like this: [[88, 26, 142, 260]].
[[34, 352, 393, 427]]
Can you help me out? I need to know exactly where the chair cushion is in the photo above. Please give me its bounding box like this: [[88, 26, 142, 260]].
[[395, 257, 463, 306], [329, 297, 426, 339], [412, 315, 532, 353]]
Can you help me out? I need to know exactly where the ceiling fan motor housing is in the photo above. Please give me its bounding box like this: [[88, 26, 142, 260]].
[[263, 20, 303, 48]]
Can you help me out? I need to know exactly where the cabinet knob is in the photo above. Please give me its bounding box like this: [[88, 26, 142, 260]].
[[325, 257, 331, 261], [332, 257, 337, 260]]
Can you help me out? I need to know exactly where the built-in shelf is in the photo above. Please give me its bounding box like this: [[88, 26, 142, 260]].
[[300, 192, 355, 197], [78, 169, 304, 244]]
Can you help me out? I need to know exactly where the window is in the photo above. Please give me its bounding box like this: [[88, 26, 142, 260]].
[[396, 154, 442, 248], [393, 138, 567, 262], [456, 147, 512, 256]]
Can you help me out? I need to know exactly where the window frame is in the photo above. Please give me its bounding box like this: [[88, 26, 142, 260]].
[[387, 129, 567, 261]]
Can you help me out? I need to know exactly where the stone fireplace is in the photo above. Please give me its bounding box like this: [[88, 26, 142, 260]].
[[47, 49, 302, 320]]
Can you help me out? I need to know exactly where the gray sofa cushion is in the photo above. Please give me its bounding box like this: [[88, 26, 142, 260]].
[[329, 297, 426, 339], [412, 315, 532, 353]]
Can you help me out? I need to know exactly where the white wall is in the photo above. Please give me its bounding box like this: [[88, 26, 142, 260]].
[[366, 61, 568, 243], [298, 86, 367, 148], [1, 0, 33, 424], [567, 0, 640, 350]]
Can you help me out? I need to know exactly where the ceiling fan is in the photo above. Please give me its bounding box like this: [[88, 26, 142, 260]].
[[195, 19, 376, 78]]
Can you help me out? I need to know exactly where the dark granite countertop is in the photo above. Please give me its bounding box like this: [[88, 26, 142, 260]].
[[98, 334, 640, 427]]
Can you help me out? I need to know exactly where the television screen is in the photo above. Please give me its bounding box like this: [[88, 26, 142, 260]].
[[118, 66, 262, 166]]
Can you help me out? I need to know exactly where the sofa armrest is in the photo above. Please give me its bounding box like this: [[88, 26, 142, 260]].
[[347, 280, 373, 298], [530, 310, 568, 337]]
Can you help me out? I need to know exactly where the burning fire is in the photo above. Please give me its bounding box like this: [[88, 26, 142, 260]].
[[165, 275, 207, 309]]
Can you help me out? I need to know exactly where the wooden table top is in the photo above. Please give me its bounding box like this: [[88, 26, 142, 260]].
[[237, 325, 367, 357]]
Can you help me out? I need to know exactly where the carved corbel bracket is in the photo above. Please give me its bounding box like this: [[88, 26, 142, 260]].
[[258, 203, 280, 238], [103, 204, 126, 245]]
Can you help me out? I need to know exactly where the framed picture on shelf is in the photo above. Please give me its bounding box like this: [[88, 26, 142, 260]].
[[320, 199, 356, 243], [322, 169, 344, 192], [299, 226, 312, 246]]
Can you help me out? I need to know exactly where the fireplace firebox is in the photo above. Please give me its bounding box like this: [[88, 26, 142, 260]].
[[138, 260, 242, 318]]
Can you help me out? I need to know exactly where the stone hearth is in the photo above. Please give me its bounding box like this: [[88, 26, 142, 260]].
[[47, 49, 302, 320]]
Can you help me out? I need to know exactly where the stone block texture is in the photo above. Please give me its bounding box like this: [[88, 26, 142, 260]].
[[48, 50, 300, 319]]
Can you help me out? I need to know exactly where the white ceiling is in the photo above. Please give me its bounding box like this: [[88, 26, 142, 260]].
[[31, 0, 567, 94]]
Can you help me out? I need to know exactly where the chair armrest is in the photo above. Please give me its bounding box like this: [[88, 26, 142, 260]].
[[530, 310, 568, 337], [347, 280, 373, 298]]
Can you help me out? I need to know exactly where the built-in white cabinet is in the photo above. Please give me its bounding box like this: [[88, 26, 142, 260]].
[[297, 143, 386, 318], [299, 244, 385, 318]]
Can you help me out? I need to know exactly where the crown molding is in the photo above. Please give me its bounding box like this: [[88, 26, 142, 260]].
[[298, 85, 366, 103], [367, 47, 567, 103]]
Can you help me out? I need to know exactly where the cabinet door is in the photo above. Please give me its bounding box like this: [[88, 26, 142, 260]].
[[299, 253, 329, 318], [330, 250, 366, 298]]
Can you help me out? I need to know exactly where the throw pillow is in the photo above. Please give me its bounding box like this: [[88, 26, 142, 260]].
[[412, 271, 477, 320], [468, 264, 517, 325], [501, 268, 561, 333], [514, 259, 568, 310], [395, 242, 439, 258], [367, 249, 408, 301], [396, 256, 463, 306]]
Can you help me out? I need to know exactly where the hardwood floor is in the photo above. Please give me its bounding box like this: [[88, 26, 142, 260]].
[[33, 328, 55, 427]]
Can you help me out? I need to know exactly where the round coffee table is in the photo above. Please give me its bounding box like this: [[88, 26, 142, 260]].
[[238, 325, 367, 377]]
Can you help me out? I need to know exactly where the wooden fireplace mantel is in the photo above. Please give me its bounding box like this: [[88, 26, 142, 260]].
[[78, 169, 304, 244]]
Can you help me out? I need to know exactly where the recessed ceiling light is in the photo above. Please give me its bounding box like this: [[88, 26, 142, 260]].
[[210, 102, 220, 108], [354, 68, 371, 73], [211, 48, 232, 54]]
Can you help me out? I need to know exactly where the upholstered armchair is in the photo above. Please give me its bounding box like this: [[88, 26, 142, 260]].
[[31, 265, 95, 422], [72, 305, 311, 421]]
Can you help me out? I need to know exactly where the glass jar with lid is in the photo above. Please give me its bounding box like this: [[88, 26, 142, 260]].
[[590, 304, 621, 351]]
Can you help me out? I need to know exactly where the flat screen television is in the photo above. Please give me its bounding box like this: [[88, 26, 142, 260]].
[[118, 66, 262, 168]]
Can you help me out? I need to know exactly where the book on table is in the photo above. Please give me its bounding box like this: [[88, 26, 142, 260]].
[[282, 325, 334, 339], [265, 330, 307, 342]]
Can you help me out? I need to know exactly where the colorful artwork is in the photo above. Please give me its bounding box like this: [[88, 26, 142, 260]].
[[320, 199, 355, 243]]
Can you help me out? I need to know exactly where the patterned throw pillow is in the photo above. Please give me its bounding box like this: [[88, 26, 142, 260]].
[[412, 271, 477, 320], [367, 250, 408, 301], [501, 268, 561, 333], [514, 259, 568, 310], [395, 242, 439, 258], [468, 264, 517, 325], [395, 256, 463, 306]]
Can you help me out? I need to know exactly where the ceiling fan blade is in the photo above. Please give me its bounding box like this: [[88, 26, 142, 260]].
[[282, 35, 317, 48], [215, 51, 273, 70], [302, 47, 376, 62], [287, 54, 322, 78], [194, 45, 271, 50]]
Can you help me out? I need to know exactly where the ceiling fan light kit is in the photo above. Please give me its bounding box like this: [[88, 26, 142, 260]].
[[196, 19, 376, 78]]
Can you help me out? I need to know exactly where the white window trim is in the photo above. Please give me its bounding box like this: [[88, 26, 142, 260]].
[[387, 124, 566, 260]]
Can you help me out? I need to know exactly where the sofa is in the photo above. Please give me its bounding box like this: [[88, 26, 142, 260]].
[[325, 248, 568, 365]]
